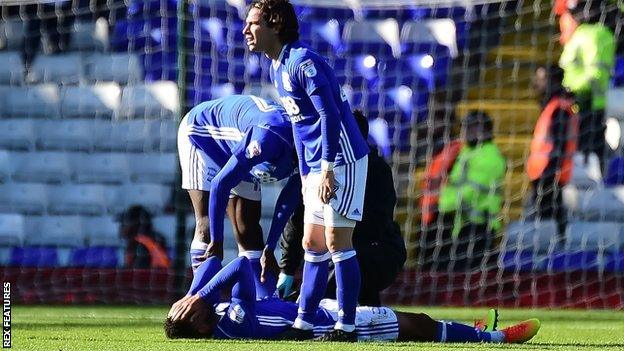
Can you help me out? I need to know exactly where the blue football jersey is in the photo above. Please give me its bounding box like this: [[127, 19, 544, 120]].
[[184, 95, 296, 183], [213, 298, 337, 340], [269, 41, 369, 173]]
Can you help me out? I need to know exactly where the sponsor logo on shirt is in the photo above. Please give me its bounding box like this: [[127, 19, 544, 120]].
[[289, 114, 306, 123], [245, 140, 261, 159], [229, 304, 246, 324], [301, 59, 317, 78], [282, 71, 293, 92]]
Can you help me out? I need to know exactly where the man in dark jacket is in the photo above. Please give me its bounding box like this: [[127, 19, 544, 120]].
[[276, 110, 406, 306], [118, 205, 170, 268]]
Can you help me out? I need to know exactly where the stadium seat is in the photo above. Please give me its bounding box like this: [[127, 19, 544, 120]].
[[157, 118, 178, 152], [153, 215, 176, 248], [0, 214, 26, 246], [0, 118, 36, 150], [342, 19, 401, 58], [93, 119, 161, 152], [128, 153, 177, 184], [24, 215, 85, 247], [400, 19, 458, 58], [113, 183, 171, 215], [84, 53, 143, 85], [37, 119, 97, 151], [116, 81, 179, 120], [578, 187, 624, 221], [498, 250, 546, 272], [71, 152, 130, 184], [603, 251, 624, 272], [47, 184, 109, 215], [570, 152, 602, 189], [69, 19, 109, 52], [0, 51, 24, 85], [604, 156, 624, 186], [545, 251, 600, 271], [0, 20, 24, 51], [60, 83, 121, 119], [0, 183, 49, 214], [12, 151, 71, 183], [9, 247, 59, 267], [565, 222, 623, 252], [0, 151, 14, 182], [502, 220, 560, 254], [1, 84, 62, 119], [28, 53, 84, 85], [70, 247, 120, 268], [606, 88, 624, 117], [82, 216, 122, 247]]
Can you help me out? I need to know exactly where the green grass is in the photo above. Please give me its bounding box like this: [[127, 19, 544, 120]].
[[12, 305, 624, 351]]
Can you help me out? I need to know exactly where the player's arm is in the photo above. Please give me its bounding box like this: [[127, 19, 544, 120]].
[[169, 257, 256, 322], [261, 174, 302, 283], [207, 155, 254, 258], [293, 56, 341, 203]]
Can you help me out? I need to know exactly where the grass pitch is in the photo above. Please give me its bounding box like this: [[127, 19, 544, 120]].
[[13, 305, 624, 350]]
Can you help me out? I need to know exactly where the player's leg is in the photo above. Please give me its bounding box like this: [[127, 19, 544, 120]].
[[226, 192, 277, 299], [178, 117, 213, 272], [284, 222, 328, 338]]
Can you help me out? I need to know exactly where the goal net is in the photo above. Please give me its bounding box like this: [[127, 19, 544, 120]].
[[0, 0, 622, 308]]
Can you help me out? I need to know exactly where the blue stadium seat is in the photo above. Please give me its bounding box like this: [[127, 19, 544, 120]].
[[502, 220, 560, 254], [128, 153, 177, 184], [604, 156, 624, 186], [578, 188, 624, 221], [570, 152, 602, 189], [25, 215, 85, 247], [0, 183, 49, 215], [70, 247, 119, 268], [0, 51, 24, 85], [13, 151, 72, 183], [28, 53, 84, 85], [1, 84, 62, 119], [499, 250, 543, 272], [82, 216, 121, 247], [0, 19, 25, 51], [545, 251, 600, 271], [38, 118, 99, 151], [296, 5, 355, 22], [342, 19, 401, 58], [606, 88, 624, 120], [603, 251, 624, 272], [48, 184, 109, 216], [60, 84, 121, 120], [400, 19, 458, 59], [612, 56, 624, 87], [0, 119, 36, 151], [10, 247, 58, 267], [84, 53, 143, 85], [0, 214, 26, 247], [69, 20, 109, 52], [71, 152, 130, 184], [117, 81, 179, 119], [565, 222, 623, 252]]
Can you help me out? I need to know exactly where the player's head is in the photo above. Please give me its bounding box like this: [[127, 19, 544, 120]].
[[243, 0, 299, 52], [461, 110, 494, 147], [164, 306, 218, 339], [533, 64, 565, 99], [117, 205, 153, 240], [352, 109, 369, 139]]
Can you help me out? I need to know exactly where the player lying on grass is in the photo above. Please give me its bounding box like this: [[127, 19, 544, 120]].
[[178, 94, 301, 295], [164, 256, 540, 343]]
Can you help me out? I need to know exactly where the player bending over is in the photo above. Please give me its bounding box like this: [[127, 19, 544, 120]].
[[165, 257, 540, 343], [178, 94, 300, 296]]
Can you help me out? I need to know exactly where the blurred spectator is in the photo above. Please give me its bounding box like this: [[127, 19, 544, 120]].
[[118, 205, 170, 269], [555, 0, 579, 45], [421, 111, 506, 271], [559, 1, 616, 172], [277, 110, 406, 307], [526, 65, 579, 240]]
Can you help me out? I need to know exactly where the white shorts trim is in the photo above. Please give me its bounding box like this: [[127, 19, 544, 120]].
[[303, 156, 368, 228], [315, 299, 399, 342], [178, 115, 261, 201]]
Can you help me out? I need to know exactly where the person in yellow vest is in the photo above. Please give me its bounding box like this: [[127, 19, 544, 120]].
[[526, 65, 579, 239], [118, 205, 171, 268], [432, 111, 506, 271], [559, 2, 616, 172]]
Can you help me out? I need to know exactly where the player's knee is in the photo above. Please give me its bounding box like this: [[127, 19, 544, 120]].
[[302, 237, 326, 252], [325, 234, 353, 253]]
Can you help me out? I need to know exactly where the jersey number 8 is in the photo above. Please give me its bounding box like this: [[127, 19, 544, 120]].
[[280, 96, 301, 116]]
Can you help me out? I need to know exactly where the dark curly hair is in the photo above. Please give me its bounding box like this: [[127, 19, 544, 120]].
[[164, 318, 205, 339], [249, 0, 299, 44]]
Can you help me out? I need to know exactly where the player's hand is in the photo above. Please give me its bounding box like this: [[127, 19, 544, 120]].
[[318, 170, 335, 204], [167, 295, 193, 319], [260, 247, 279, 283], [206, 240, 224, 260], [276, 272, 294, 299], [169, 294, 207, 322]]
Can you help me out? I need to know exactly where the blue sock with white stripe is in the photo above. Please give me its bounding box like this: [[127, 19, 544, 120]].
[[240, 250, 277, 299], [190, 239, 208, 273], [332, 250, 360, 332], [436, 321, 502, 343], [294, 250, 330, 330]]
